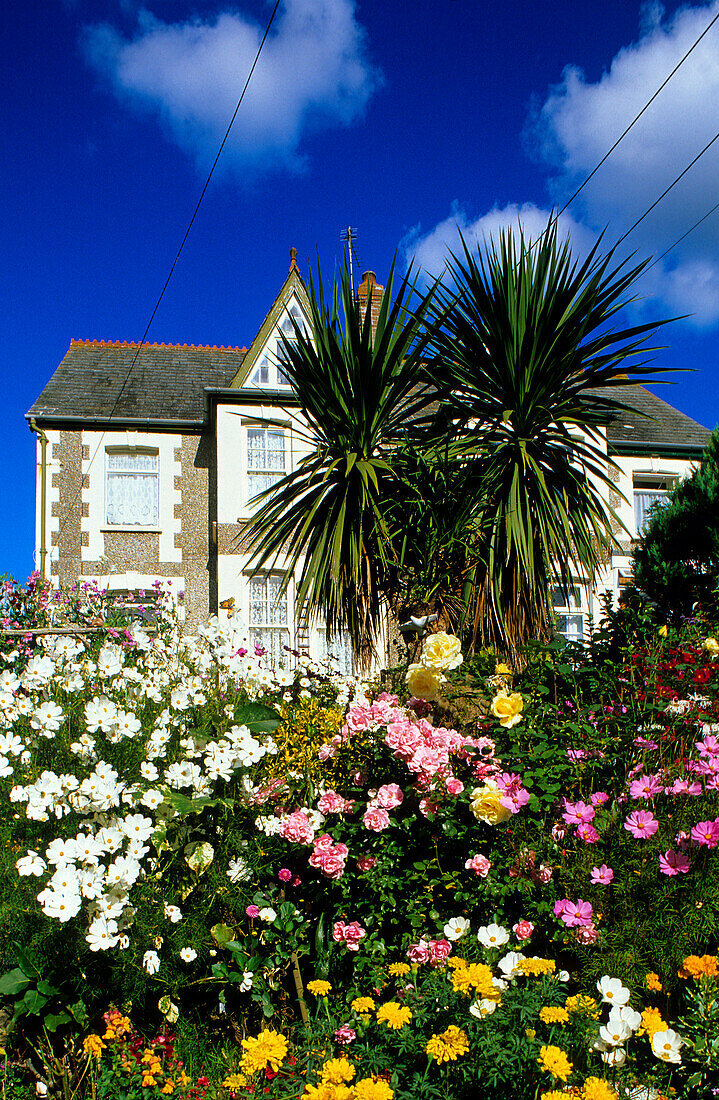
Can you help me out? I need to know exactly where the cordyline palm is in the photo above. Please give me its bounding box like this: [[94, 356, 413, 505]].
[[245, 259, 439, 666], [429, 221, 674, 659]]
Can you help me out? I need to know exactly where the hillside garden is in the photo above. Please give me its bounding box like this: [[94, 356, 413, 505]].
[[0, 575, 718, 1100]]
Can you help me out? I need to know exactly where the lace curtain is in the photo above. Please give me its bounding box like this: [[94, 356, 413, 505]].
[[247, 428, 285, 497], [106, 452, 159, 526], [249, 575, 290, 669]]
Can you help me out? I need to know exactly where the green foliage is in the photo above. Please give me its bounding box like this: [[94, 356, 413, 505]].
[[634, 427, 719, 621]]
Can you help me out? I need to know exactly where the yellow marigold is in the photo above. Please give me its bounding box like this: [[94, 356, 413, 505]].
[[351, 996, 376, 1013], [450, 961, 496, 998], [540, 1093, 572, 1100], [638, 1007, 667, 1039], [490, 690, 524, 728], [82, 1035, 105, 1058], [645, 972, 662, 992], [447, 956, 466, 970], [375, 1002, 412, 1030], [304, 1085, 353, 1100], [426, 1024, 469, 1064], [307, 980, 333, 996], [679, 954, 719, 980], [352, 1079, 394, 1100], [539, 1007, 570, 1025], [240, 1030, 289, 1075], [565, 994, 600, 1019], [223, 1074, 248, 1089], [388, 963, 410, 977], [520, 958, 556, 977], [142, 1074, 157, 1088], [538, 1045, 573, 1082], [321, 1059, 355, 1086], [582, 1078, 618, 1100], [161, 1082, 175, 1095]]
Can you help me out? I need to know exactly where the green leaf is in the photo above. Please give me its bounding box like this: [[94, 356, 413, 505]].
[[235, 702, 282, 733], [44, 1012, 71, 1033], [211, 923, 236, 948], [0, 969, 31, 996]]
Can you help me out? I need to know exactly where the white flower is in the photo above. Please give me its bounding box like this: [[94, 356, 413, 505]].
[[469, 999, 496, 1018], [139, 788, 165, 811], [86, 916, 120, 951], [497, 951, 526, 980], [599, 1019, 632, 1047], [596, 976, 631, 1006], [477, 923, 510, 949], [143, 950, 161, 975], [180, 947, 197, 962], [258, 907, 277, 922], [601, 1046, 626, 1067], [443, 917, 470, 942], [140, 762, 159, 782], [240, 970, 253, 992], [608, 1005, 642, 1032], [164, 904, 183, 923], [651, 1029, 683, 1064], [16, 851, 46, 877], [37, 888, 81, 922]]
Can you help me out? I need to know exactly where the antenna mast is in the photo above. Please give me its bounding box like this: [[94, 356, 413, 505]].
[[341, 226, 358, 293]]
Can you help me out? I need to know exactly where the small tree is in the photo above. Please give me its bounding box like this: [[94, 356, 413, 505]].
[[633, 429, 719, 621]]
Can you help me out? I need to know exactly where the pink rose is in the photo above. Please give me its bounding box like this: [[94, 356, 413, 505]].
[[406, 940, 430, 964], [418, 796, 439, 818], [280, 810, 316, 845], [313, 833, 336, 853], [314, 851, 346, 879], [512, 920, 534, 941], [317, 790, 348, 815], [376, 783, 404, 809], [465, 853, 491, 877], [343, 921, 367, 951], [356, 855, 378, 872], [334, 1025, 356, 1045], [333, 920, 347, 942], [445, 776, 465, 795], [574, 922, 599, 944], [428, 939, 452, 966], [363, 807, 391, 832]]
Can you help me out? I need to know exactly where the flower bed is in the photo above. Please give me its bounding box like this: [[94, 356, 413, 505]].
[[0, 579, 718, 1098]]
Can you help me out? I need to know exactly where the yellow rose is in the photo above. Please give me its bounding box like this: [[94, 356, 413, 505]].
[[470, 780, 512, 825], [406, 663, 444, 700], [490, 690, 523, 728], [657, 625, 668, 638], [703, 637, 719, 660], [421, 632, 463, 671], [495, 662, 513, 677]]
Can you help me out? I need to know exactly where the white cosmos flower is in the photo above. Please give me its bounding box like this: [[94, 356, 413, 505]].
[[180, 947, 197, 962], [608, 1005, 642, 1032], [37, 888, 82, 922], [599, 1020, 632, 1047], [259, 907, 277, 922], [469, 999, 497, 1018], [140, 762, 159, 782], [601, 1046, 626, 1067], [86, 916, 120, 952], [121, 814, 154, 842], [651, 1028, 683, 1064], [497, 951, 526, 980], [139, 789, 164, 810], [0, 755, 13, 778], [596, 976, 631, 1006], [16, 851, 46, 877], [477, 923, 510, 949], [143, 950, 161, 975], [164, 904, 183, 923], [444, 917, 470, 942]]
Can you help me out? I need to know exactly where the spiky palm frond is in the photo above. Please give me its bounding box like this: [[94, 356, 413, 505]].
[[429, 221, 676, 657], [245, 258, 439, 664]]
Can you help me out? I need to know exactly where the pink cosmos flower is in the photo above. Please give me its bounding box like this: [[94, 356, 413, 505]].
[[363, 806, 391, 832], [465, 854, 492, 877], [356, 855, 378, 872], [555, 899, 594, 928], [624, 810, 659, 839], [634, 736, 659, 749], [668, 778, 703, 796], [659, 849, 692, 875], [551, 823, 567, 842], [590, 791, 610, 806], [590, 864, 614, 885], [512, 920, 534, 941], [691, 819, 719, 848], [375, 783, 403, 809], [576, 822, 600, 844], [562, 800, 595, 826], [629, 775, 664, 799], [334, 1025, 357, 1045]]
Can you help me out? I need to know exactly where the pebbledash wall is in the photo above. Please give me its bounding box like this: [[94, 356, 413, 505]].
[[40, 427, 213, 633]]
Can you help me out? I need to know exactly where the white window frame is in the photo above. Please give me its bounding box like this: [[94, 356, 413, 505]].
[[312, 627, 355, 677], [633, 475, 675, 538], [244, 424, 287, 509], [104, 447, 160, 529], [246, 572, 293, 670], [250, 303, 305, 389], [552, 584, 586, 643]]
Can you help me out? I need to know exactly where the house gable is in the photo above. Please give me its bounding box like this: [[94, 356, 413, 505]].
[[229, 256, 310, 390]]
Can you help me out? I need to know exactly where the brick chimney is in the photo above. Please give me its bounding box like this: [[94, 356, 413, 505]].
[[356, 270, 385, 344]]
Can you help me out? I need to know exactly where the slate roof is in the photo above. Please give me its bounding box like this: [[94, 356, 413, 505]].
[[26, 340, 247, 426], [27, 342, 712, 453], [592, 384, 711, 451]]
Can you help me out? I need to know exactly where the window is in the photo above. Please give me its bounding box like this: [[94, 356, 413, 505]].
[[552, 585, 585, 643], [633, 476, 673, 537], [106, 450, 159, 527], [250, 303, 304, 387], [248, 575, 290, 670], [246, 427, 286, 502], [314, 630, 355, 677]]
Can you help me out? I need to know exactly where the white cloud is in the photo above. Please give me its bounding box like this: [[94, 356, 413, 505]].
[[83, 0, 379, 175], [402, 202, 598, 284], [529, 0, 719, 326]]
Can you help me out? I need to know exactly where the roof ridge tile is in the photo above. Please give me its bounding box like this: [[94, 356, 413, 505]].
[[69, 338, 247, 352]]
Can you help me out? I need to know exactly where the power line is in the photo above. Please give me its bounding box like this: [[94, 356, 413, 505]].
[[546, 5, 719, 234], [50, 0, 282, 564], [614, 127, 719, 249], [646, 197, 719, 271]]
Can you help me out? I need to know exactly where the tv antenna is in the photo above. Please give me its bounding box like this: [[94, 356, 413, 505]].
[[341, 226, 358, 293]]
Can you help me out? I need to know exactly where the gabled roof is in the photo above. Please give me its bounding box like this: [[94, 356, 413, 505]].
[[26, 340, 247, 427], [228, 256, 309, 388]]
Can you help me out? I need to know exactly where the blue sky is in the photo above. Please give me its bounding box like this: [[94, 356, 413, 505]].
[[5, 0, 719, 581]]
